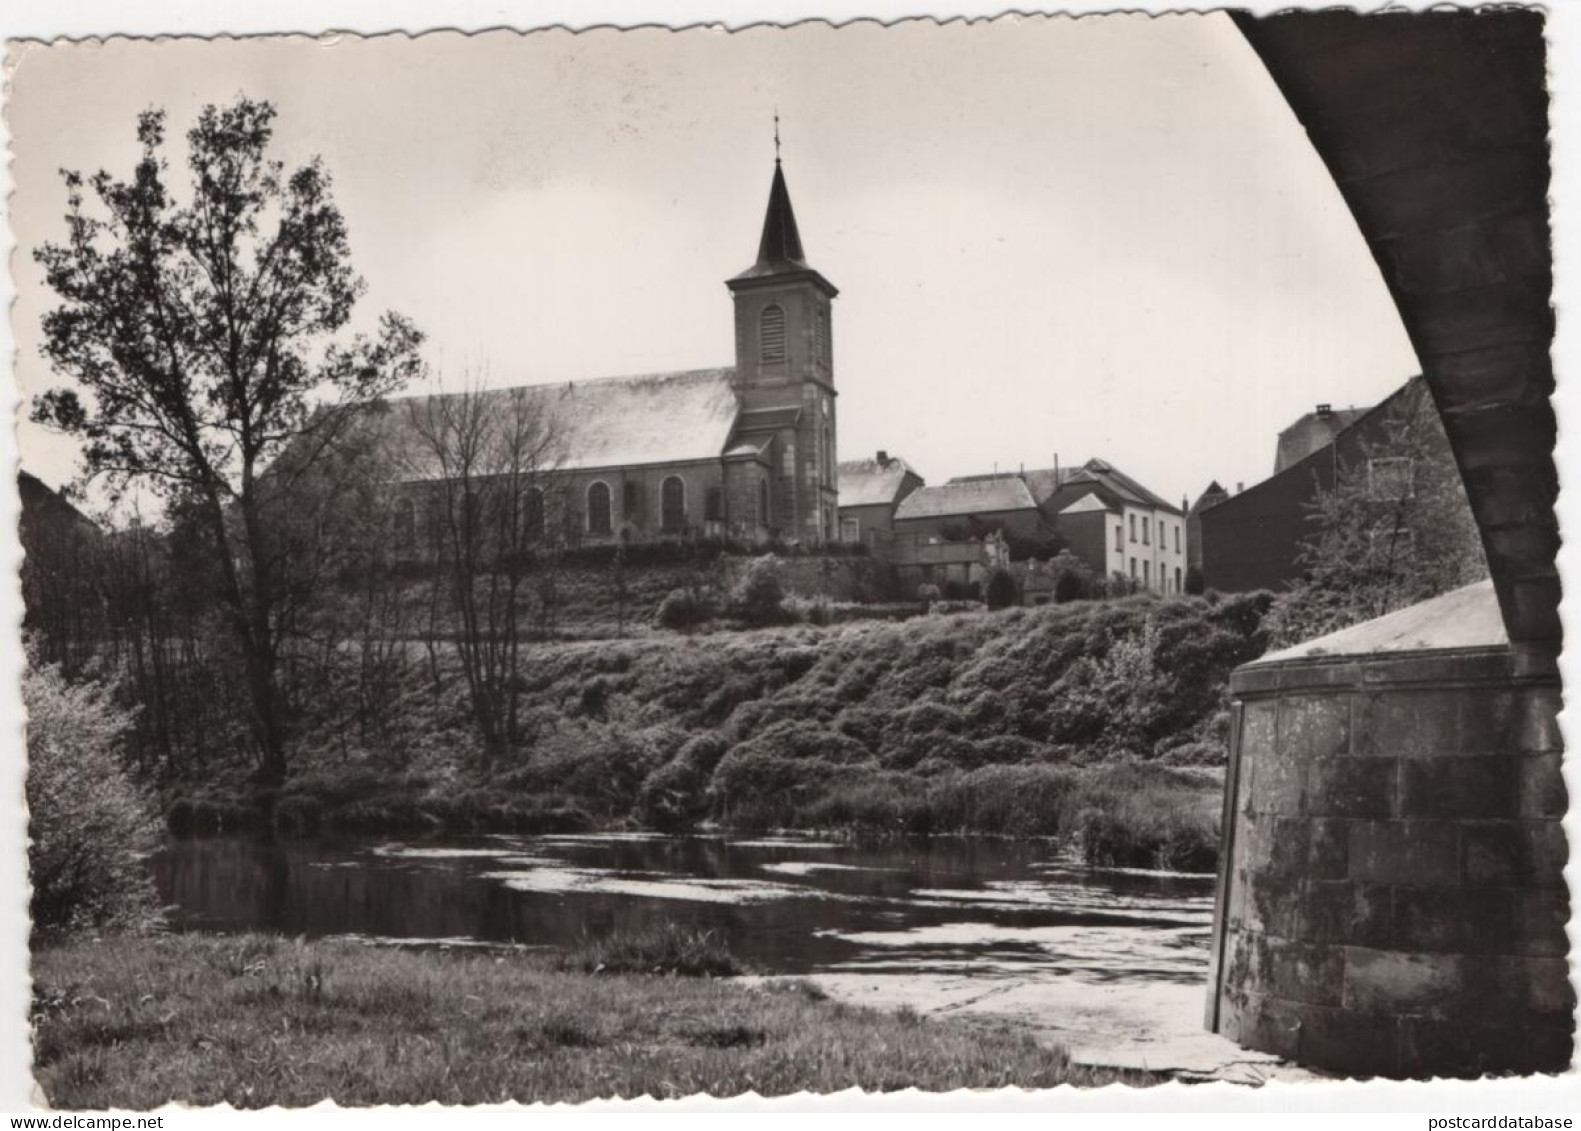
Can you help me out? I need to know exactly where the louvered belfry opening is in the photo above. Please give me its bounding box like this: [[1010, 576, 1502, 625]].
[[760, 304, 787, 364]]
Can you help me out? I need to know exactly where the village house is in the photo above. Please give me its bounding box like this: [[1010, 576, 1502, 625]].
[[1193, 380, 1425, 592], [890, 477, 1044, 545], [375, 156, 841, 550], [948, 459, 1187, 593], [834, 451, 923, 548]]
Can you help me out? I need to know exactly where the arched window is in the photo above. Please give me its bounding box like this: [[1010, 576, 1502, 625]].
[[393, 496, 415, 548], [524, 487, 546, 540], [760, 304, 786, 364], [661, 476, 687, 531], [758, 479, 770, 527], [587, 481, 612, 535]]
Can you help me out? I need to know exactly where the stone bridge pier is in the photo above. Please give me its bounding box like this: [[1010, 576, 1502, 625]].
[[1207, 583, 1569, 1076], [1208, 10, 1567, 1078]]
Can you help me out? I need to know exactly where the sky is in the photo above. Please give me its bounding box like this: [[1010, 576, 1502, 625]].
[[6, 14, 1421, 513]]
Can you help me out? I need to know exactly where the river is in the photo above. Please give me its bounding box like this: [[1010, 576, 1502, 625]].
[[152, 830, 1215, 983]]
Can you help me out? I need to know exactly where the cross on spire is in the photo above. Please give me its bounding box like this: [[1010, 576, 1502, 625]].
[[773, 109, 781, 164]]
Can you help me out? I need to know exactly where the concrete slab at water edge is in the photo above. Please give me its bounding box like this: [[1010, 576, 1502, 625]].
[[741, 973, 1314, 1085]]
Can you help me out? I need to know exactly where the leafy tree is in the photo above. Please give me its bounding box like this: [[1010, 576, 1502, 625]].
[[31, 97, 423, 786], [1264, 380, 1488, 647]]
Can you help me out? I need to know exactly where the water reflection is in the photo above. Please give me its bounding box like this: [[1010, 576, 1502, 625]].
[[152, 832, 1215, 982]]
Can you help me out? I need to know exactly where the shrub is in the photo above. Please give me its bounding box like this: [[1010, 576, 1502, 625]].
[[634, 758, 709, 831], [25, 654, 163, 941], [655, 588, 711, 631], [728, 556, 790, 626], [984, 569, 1019, 610]]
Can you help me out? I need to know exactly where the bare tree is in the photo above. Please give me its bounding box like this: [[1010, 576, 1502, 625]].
[[405, 381, 565, 762]]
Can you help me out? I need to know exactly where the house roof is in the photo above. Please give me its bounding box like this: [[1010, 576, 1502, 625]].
[[1189, 480, 1231, 516], [894, 477, 1038, 521], [377, 368, 741, 478], [1275, 405, 1369, 473], [837, 454, 921, 508], [950, 458, 1182, 516]]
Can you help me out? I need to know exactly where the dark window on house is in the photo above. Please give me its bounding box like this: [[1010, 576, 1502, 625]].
[[1159, 519, 1165, 546], [587, 482, 612, 535], [1143, 560, 1150, 586], [758, 478, 770, 527], [622, 481, 641, 524], [1115, 524, 1123, 551], [1142, 517, 1150, 545], [662, 476, 686, 530], [1130, 556, 1137, 578], [1175, 566, 1182, 592], [1129, 515, 1136, 543], [393, 497, 415, 547], [760, 305, 787, 364], [1174, 524, 1180, 553], [704, 486, 723, 522]]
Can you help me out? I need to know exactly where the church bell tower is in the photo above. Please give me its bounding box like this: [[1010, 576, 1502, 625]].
[[726, 154, 839, 542]]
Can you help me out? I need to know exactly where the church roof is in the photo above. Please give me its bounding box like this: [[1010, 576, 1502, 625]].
[[729, 162, 838, 295], [378, 368, 741, 479], [894, 477, 1038, 521], [838, 453, 921, 508]]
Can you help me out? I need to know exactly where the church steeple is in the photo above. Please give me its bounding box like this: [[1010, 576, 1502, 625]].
[[755, 162, 806, 269], [725, 149, 840, 545], [729, 160, 836, 294]]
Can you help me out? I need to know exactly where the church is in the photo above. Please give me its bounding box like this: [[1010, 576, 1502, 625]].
[[381, 158, 840, 548]]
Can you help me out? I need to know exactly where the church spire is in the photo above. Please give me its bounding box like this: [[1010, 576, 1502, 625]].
[[727, 146, 836, 296], [754, 160, 806, 268]]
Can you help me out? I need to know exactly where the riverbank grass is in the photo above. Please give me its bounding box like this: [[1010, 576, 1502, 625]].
[[33, 933, 1139, 1107]]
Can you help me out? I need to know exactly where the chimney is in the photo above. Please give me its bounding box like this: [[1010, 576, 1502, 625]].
[[877, 450, 888, 464], [1237, 481, 1245, 495], [1316, 403, 1333, 417]]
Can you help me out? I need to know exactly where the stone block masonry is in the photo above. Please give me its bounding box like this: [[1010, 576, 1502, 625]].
[[1207, 644, 1571, 1078]]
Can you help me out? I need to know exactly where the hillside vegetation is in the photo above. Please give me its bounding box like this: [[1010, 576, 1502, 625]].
[[172, 591, 1273, 870]]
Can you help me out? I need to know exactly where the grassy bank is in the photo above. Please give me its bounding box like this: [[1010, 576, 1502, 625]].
[[170, 593, 1266, 869], [32, 933, 1139, 1108]]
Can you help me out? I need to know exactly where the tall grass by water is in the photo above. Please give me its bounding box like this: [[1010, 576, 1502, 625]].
[[32, 933, 1141, 1108]]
